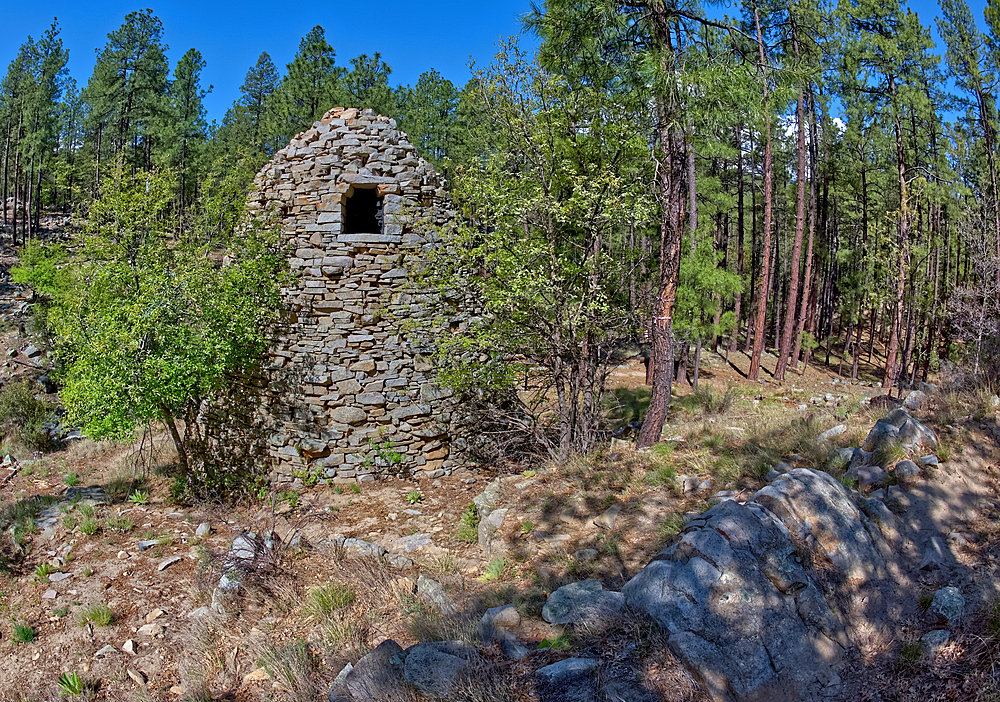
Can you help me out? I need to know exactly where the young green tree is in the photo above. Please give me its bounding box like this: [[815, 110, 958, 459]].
[[398, 70, 458, 163], [17, 158, 285, 477], [343, 53, 396, 116], [433, 40, 652, 458]]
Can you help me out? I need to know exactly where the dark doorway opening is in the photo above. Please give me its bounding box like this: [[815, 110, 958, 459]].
[[344, 188, 383, 234]]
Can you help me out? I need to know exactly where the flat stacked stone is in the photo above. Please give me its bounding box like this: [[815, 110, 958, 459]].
[[248, 107, 458, 484]]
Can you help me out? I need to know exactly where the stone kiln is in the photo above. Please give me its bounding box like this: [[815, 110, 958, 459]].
[[249, 107, 458, 484]]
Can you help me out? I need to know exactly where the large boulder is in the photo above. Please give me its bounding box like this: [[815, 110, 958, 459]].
[[754, 470, 891, 586], [542, 579, 624, 627], [343, 639, 406, 700], [624, 496, 847, 702], [402, 641, 478, 696], [624, 468, 896, 702]]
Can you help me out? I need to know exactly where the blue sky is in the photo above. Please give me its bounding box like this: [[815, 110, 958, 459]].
[[1, 1, 537, 122], [1, 0, 992, 123]]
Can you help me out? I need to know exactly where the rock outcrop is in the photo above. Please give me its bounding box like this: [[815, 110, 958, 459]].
[[624, 471, 858, 701], [622, 406, 947, 701]]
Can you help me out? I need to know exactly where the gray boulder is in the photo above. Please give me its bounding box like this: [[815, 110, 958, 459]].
[[930, 587, 964, 625], [343, 639, 406, 700], [893, 460, 921, 482], [536, 658, 600, 702], [478, 507, 508, 557], [343, 537, 387, 558], [817, 424, 847, 441], [902, 390, 927, 410], [918, 536, 946, 571], [845, 464, 887, 490], [624, 468, 895, 701], [828, 447, 856, 470], [921, 629, 950, 656], [863, 421, 900, 453], [472, 478, 502, 515], [897, 418, 938, 450], [881, 408, 912, 428], [624, 496, 847, 702], [402, 641, 478, 696], [542, 579, 624, 627], [416, 575, 458, 615], [755, 469, 890, 586]]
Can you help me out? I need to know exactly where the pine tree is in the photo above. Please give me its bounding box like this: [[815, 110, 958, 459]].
[[83, 9, 169, 177], [397, 69, 459, 171], [270, 26, 344, 144], [343, 53, 396, 116], [164, 48, 210, 231]]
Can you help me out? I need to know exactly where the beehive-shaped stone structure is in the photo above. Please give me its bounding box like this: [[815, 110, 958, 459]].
[[249, 107, 459, 484]]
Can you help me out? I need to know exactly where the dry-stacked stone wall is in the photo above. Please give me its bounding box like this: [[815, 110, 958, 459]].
[[248, 107, 459, 485]]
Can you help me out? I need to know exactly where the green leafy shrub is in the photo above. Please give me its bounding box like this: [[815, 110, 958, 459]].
[[457, 503, 479, 543], [127, 489, 150, 505], [20, 160, 286, 497], [538, 632, 573, 650], [480, 558, 506, 582], [0, 378, 59, 452], [105, 515, 133, 533]]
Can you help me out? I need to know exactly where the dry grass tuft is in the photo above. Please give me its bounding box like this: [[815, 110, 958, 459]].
[[254, 637, 324, 702]]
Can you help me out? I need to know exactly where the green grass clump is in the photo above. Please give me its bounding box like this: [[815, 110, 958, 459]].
[[105, 515, 133, 533], [64, 472, 79, 487], [78, 515, 98, 536], [13, 623, 35, 643], [987, 599, 1000, 639], [77, 602, 114, 627], [257, 638, 323, 701], [304, 583, 355, 622], [57, 671, 85, 696], [657, 512, 686, 543], [406, 490, 423, 504], [480, 558, 506, 582], [647, 464, 676, 488], [34, 562, 55, 581], [896, 640, 922, 670]]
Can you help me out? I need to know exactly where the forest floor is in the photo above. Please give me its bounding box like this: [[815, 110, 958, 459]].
[[0, 230, 996, 701]]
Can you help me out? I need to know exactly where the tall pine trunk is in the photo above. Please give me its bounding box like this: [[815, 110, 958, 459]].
[[748, 3, 774, 383], [775, 75, 808, 381], [637, 12, 685, 449]]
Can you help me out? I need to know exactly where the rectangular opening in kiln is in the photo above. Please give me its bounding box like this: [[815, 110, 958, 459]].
[[344, 187, 383, 234]]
